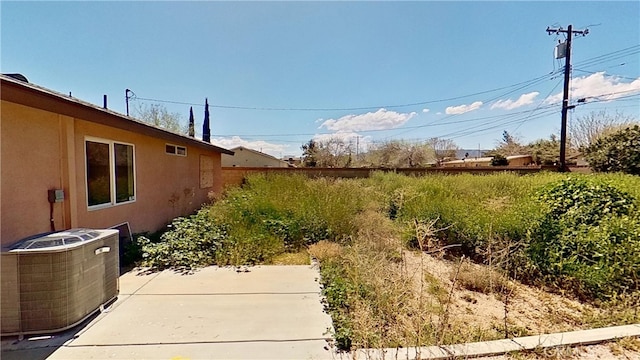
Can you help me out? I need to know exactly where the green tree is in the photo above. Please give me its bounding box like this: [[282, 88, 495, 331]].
[[584, 125, 640, 175], [134, 103, 187, 134], [526, 135, 560, 165], [301, 139, 319, 167], [486, 131, 524, 157], [490, 154, 508, 166], [365, 140, 436, 168], [301, 138, 352, 167]]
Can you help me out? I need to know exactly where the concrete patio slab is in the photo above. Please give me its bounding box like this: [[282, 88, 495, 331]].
[[69, 293, 330, 345], [45, 339, 333, 360], [2, 265, 336, 360], [135, 265, 323, 295], [5, 264, 637, 360], [119, 269, 161, 295]]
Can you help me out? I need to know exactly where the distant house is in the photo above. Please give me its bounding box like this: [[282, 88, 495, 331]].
[[568, 153, 589, 166], [282, 155, 302, 167], [441, 157, 494, 168], [455, 149, 489, 159], [506, 155, 534, 166], [441, 155, 534, 168], [222, 146, 289, 168], [0, 74, 234, 247]]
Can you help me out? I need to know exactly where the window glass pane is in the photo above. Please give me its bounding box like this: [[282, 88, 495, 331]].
[[177, 146, 186, 156], [86, 141, 111, 206], [115, 143, 135, 203], [166, 144, 176, 154]]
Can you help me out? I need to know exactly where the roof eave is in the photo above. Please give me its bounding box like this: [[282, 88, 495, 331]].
[[0, 76, 234, 155]]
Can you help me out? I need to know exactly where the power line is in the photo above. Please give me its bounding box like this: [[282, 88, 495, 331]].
[[131, 71, 561, 112], [386, 71, 559, 138], [442, 109, 559, 140], [128, 44, 638, 115], [573, 68, 639, 81], [513, 78, 565, 132], [212, 87, 636, 139], [211, 86, 637, 143], [214, 103, 561, 138], [376, 88, 638, 144], [573, 45, 640, 69]]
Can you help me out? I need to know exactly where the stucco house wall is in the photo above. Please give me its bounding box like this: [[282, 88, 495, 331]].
[[1, 75, 232, 247], [1, 102, 66, 244], [506, 155, 534, 166], [222, 146, 289, 168], [442, 157, 494, 168]]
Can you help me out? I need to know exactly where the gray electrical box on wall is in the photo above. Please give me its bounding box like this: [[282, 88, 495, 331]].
[[48, 189, 64, 203]]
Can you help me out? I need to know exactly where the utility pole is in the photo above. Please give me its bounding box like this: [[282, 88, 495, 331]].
[[546, 25, 589, 171]]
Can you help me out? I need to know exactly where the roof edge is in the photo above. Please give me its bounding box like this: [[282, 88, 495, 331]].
[[0, 75, 234, 155]]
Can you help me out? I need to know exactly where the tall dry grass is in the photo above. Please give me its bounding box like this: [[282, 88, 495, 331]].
[[139, 170, 640, 351]]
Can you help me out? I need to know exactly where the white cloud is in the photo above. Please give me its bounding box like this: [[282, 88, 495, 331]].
[[491, 91, 540, 110], [211, 136, 289, 157], [445, 101, 483, 115], [422, 108, 430, 113], [318, 108, 416, 132], [545, 72, 640, 104]]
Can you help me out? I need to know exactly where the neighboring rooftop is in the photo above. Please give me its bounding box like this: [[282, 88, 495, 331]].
[[223, 146, 290, 167]]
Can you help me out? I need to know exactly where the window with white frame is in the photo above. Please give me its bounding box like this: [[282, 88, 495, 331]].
[[86, 138, 135, 208], [166, 144, 187, 156]]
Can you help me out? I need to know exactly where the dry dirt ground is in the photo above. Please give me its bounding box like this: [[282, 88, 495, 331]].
[[400, 251, 640, 359], [402, 251, 596, 338]]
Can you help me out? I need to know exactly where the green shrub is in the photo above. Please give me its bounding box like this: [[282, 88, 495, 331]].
[[491, 154, 509, 166], [138, 170, 640, 304], [139, 209, 229, 269], [121, 234, 147, 267], [537, 177, 635, 224], [528, 176, 639, 299], [585, 124, 640, 175], [263, 217, 330, 250], [318, 258, 354, 350]]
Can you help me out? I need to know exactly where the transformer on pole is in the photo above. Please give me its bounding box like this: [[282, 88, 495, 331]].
[[546, 25, 589, 171]]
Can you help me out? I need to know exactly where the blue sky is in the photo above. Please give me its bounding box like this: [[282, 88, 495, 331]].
[[2, 1, 639, 157]]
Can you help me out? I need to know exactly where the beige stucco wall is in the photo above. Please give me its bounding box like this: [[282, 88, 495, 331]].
[[507, 156, 533, 166], [222, 148, 288, 167], [1, 102, 67, 245], [442, 160, 492, 168], [1, 101, 223, 247], [72, 119, 223, 235]]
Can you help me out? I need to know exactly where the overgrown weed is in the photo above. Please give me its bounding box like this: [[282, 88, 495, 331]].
[[136, 171, 640, 351], [455, 259, 512, 295]]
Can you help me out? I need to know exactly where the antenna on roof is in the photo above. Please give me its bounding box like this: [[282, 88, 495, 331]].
[[125, 89, 135, 116]]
